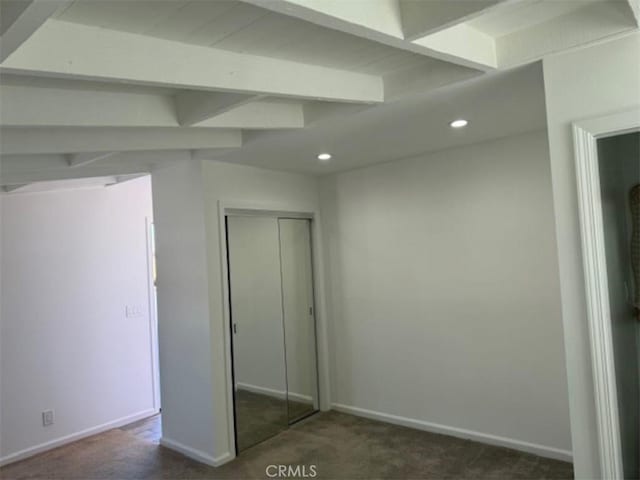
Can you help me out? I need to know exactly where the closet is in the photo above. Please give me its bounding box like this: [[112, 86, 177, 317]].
[[225, 214, 319, 453]]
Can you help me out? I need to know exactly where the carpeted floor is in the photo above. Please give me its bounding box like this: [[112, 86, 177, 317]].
[[0, 411, 573, 480], [120, 414, 162, 444], [235, 389, 316, 451]]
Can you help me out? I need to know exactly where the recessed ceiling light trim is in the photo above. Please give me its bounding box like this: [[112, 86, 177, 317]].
[[450, 119, 469, 128], [317, 153, 332, 161]]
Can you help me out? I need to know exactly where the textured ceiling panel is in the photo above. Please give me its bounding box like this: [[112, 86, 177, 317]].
[[468, 0, 601, 37], [53, 0, 431, 75]]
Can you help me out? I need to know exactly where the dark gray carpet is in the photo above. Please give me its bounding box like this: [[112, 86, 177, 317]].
[[0, 411, 573, 479], [120, 414, 162, 444]]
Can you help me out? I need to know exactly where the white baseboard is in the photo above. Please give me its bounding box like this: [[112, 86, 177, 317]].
[[331, 403, 573, 462], [0, 408, 159, 467], [288, 391, 314, 404], [236, 382, 313, 404], [160, 437, 233, 467]]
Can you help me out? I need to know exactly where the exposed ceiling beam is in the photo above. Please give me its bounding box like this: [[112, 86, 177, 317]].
[[0, 0, 70, 62], [0, 83, 306, 129], [0, 127, 242, 155], [0, 163, 150, 186], [1, 20, 384, 104], [0, 151, 190, 185], [383, 60, 481, 100], [303, 102, 371, 126], [67, 151, 119, 168], [496, 1, 638, 68], [2, 183, 30, 193], [628, 0, 640, 25], [247, 0, 405, 37], [0, 174, 149, 194], [107, 173, 149, 187], [242, 0, 494, 70], [398, 0, 507, 40], [201, 101, 305, 129], [191, 148, 242, 161], [0, 83, 176, 127], [174, 91, 261, 126], [412, 24, 497, 72]]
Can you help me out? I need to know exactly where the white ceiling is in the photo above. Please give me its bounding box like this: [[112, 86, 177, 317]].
[[214, 62, 548, 174], [0, 0, 637, 188], [468, 0, 602, 37]]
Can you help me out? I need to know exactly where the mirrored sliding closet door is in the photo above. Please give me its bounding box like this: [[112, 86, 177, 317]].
[[226, 214, 319, 454], [279, 218, 319, 423]]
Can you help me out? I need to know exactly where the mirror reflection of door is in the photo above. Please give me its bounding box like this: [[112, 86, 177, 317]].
[[226, 214, 320, 454], [279, 218, 319, 423], [227, 216, 288, 452]]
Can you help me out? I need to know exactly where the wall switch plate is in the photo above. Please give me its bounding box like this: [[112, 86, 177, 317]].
[[125, 305, 144, 318], [42, 409, 54, 426]]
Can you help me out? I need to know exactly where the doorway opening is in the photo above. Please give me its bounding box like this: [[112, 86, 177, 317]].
[[0, 174, 161, 465], [573, 109, 640, 479], [596, 132, 639, 479]]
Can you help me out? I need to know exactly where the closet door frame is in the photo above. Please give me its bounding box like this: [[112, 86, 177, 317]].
[[218, 202, 328, 458]]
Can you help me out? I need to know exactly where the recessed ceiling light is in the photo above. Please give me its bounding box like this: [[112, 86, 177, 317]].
[[317, 153, 332, 161], [449, 119, 468, 128]]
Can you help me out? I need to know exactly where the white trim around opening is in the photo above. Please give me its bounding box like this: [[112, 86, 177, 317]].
[[572, 108, 640, 480]]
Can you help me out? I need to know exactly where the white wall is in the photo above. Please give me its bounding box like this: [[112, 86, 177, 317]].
[[598, 132, 640, 479], [151, 159, 220, 464], [151, 159, 325, 464], [542, 32, 640, 478], [320, 130, 572, 458], [0, 176, 156, 464]]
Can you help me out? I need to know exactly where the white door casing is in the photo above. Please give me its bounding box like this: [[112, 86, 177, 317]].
[[572, 108, 640, 480]]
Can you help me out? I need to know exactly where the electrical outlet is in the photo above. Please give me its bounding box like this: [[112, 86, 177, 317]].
[[42, 409, 54, 426]]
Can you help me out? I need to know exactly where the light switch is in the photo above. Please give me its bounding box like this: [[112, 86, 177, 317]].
[[125, 305, 144, 318]]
